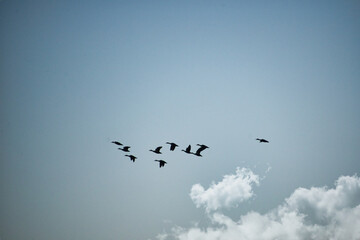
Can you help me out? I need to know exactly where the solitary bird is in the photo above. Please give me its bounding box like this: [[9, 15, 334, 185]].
[[166, 142, 179, 151], [154, 160, 167, 168], [118, 146, 131, 152], [111, 141, 123, 146], [182, 145, 192, 154], [256, 138, 269, 143], [125, 155, 137, 162], [150, 146, 162, 154]]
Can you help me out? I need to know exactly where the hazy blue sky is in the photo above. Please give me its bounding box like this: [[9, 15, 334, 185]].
[[1, 1, 360, 240]]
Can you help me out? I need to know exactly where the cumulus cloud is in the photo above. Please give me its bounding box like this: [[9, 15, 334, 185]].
[[159, 174, 360, 240], [189, 167, 260, 212]]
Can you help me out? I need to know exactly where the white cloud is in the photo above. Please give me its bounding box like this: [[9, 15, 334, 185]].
[[159, 173, 360, 240], [189, 167, 260, 212]]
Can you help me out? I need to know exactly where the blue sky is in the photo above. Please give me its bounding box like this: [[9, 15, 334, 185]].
[[1, 1, 360, 239]]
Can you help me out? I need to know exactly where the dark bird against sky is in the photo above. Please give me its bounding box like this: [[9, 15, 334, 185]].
[[111, 141, 123, 146], [182, 145, 192, 154], [256, 138, 269, 143], [150, 146, 162, 154], [154, 160, 167, 168], [166, 142, 179, 151], [118, 146, 131, 152], [125, 154, 137, 162], [192, 144, 209, 157]]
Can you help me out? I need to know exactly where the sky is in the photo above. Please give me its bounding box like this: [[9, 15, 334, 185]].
[[1, 1, 360, 239]]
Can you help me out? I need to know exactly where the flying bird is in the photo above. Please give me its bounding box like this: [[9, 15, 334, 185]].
[[166, 142, 179, 151], [125, 155, 137, 162], [256, 138, 269, 143], [118, 146, 131, 152], [182, 145, 192, 154], [192, 144, 209, 157], [150, 146, 162, 154], [111, 141, 123, 146], [154, 160, 167, 168], [193, 144, 209, 157]]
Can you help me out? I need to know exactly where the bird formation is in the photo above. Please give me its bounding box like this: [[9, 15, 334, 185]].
[[111, 141, 211, 168], [111, 138, 269, 168]]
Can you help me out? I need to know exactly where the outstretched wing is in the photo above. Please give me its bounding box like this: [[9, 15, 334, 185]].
[[195, 148, 203, 155]]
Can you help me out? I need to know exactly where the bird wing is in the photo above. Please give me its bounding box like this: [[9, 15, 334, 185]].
[[196, 146, 206, 153], [195, 148, 202, 155], [155, 146, 162, 152], [197, 144, 208, 148], [170, 143, 178, 150]]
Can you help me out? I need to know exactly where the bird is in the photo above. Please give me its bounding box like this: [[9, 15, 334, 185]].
[[166, 142, 179, 151], [154, 160, 167, 168], [182, 145, 192, 154], [256, 138, 269, 143], [118, 146, 131, 152], [125, 155, 137, 162], [111, 141, 123, 146], [150, 146, 162, 154], [193, 144, 209, 157]]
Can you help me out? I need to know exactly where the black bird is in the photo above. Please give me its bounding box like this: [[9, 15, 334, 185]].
[[182, 145, 192, 154], [192, 144, 209, 157], [125, 155, 137, 162], [150, 146, 162, 154], [193, 144, 209, 157], [166, 142, 179, 151], [154, 160, 167, 168], [256, 138, 269, 143], [118, 146, 131, 152], [111, 141, 123, 146]]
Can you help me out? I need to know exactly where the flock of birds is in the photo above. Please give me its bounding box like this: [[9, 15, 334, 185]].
[[111, 141, 210, 168], [111, 138, 269, 168]]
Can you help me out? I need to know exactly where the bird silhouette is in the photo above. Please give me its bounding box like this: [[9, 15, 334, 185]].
[[192, 144, 209, 157], [118, 146, 131, 152], [166, 142, 179, 151], [125, 154, 137, 162], [182, 145, 193, 154], [111, 141, 123, 146], [150, 146, 162, 154], [256, 138, 269, 143], [154, 160, 167, 168]]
